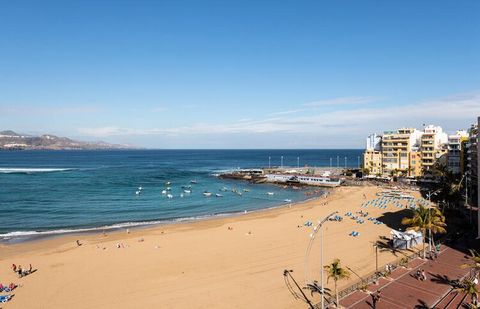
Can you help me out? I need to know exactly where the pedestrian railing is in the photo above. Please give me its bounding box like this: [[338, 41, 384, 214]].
[[313, 247, 424, 307]]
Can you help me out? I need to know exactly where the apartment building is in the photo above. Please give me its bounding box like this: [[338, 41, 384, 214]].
[[363, 133, 383, 175], [447, 130, 469, 174], [420, 125, 448, 173], [466, 122, 478, 207], [381, 128, 422, 176]]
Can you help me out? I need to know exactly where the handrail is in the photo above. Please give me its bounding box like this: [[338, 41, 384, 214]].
[[314, 247, 423, 306]]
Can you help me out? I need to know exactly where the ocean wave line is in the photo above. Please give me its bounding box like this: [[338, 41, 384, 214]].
[[0, 214, 232, 240], [0, 168, 74, 174]]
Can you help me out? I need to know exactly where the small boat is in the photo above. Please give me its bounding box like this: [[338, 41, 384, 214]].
[[165, 181, 171, 185], [190, 180, 198, 184], [167, 194, 173, 199], [203, 191, 212, 197], [284, 199, 292, 203], [236, 191, 243, 196], [182, 185, 192, 189], [215, 193, 223, 197], [243, 189, 250, 192], [135, 191, 141, 195], [220, 187, 228, 192], [267, 192, 274, 196], [138, 186, 143, 191], [183, 190, 191, 194], [166, 187, 171, 191], [161, 190, 167, 195]]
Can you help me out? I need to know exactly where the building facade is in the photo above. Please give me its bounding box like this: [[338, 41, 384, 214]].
[[466, 122, 478, 208], [381, 128, 422, 176], [420, 125, 448, 174], [447, 130, 469, 174]]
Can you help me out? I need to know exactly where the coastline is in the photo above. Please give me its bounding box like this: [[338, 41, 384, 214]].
[[0, 190, 325, 245], [0, 191, 326, 253], [0, 184, 419, 309]]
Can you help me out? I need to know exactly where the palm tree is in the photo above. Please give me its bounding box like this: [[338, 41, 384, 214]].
[[457, 278, 479, 308], [401, 204, 447, 259], [324, 258, 350, 307], [461, 249, 480, 275]]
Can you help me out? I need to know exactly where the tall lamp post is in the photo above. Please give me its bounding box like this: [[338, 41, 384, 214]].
[[425, 189, 441, 254], [304, 211, 338, 309], [373, 243, 379, 273]]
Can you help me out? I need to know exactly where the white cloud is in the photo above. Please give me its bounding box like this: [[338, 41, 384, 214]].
[[77, 92, 480, 148]]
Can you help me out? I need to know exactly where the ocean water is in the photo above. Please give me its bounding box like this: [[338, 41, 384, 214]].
[[0, 149, 362, 241]]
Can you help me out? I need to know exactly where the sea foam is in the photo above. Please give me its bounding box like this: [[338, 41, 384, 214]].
[[0, 168, 73, 174]]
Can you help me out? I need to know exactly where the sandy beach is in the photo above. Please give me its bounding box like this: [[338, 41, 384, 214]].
[[0, 185, 420, 309]]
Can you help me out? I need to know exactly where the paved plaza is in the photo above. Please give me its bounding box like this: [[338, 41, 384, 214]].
[[338, 246, 474, 308]]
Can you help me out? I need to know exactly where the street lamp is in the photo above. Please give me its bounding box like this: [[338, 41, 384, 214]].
[[304, 211, 338, 309], [425, 189, 441, 254]]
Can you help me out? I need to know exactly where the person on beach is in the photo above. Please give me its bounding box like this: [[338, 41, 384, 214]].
[[76, 240, 81, 246], [12, 264, 16, 273]]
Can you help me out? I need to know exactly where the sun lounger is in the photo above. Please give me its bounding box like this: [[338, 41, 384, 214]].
[[0, 295, 12, 303]]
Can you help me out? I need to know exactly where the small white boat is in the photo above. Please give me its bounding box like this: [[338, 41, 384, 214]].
[[166, 187, 171, 191], [284, 199, 292, 203], [167, 194, 173, 199], [215, 193, 223, 197], [138, 186, 143, 191], [182, 185, 192, 189], [220, 187, 228, 192], [203, 191, 212, 197], [243, 189, 250, 192], [135, 191, 141, 195], [267, 192, 274, 196], [165, 181, 171, 185], [236, 192, 243, 196], [183, 189, 191, 194], [190, 180, 198, 184], [161, 190, 167, 195]]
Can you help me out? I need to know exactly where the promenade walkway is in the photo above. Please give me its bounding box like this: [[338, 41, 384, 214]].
[[338, 246, 472, 308]]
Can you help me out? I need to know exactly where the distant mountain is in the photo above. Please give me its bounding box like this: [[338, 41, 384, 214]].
[[0, 131, 133, 150]]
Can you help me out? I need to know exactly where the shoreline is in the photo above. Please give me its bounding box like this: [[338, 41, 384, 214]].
[[0, 191, 328, 255], [0, 184, 418, 309], [0, 191, 326, 245]]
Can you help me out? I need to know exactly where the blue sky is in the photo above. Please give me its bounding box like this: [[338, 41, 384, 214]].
[[0, 0, 479, 148]]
